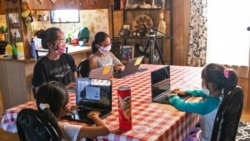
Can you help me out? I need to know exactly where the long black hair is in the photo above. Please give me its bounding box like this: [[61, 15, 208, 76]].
[[201, 63, 238, 96], [36, 81, 69, 139], [91, 31, 109, 53]]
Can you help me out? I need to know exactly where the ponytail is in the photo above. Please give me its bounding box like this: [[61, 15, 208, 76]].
[[39, 107, 63, 139], [223, 69, 238, 96]]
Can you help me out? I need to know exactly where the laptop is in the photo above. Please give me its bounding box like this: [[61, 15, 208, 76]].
[[113, 56, 145, 78], [89, 65, 113, 80], [66, 78, 112, 124], [151, 66, 191, 104]]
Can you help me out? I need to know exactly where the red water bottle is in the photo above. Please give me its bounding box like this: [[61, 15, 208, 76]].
[[118, 85, 132, 131]]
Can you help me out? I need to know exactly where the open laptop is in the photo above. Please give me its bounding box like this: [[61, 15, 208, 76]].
[[66, 78, 112, 124], [151, 66, 191, 104], [113, 56, 145, 78], [89, 65, 113, 80]]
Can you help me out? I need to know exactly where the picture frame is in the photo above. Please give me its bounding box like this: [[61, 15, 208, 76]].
[[123, 24, 130, 30], [121, 45, 134, 62], [10, 29, 22, 41], [87, 0, 97, 6]]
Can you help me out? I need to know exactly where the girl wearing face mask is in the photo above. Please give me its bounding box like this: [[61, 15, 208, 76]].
[[89, 32, 125, 73], [33, 27, 77, 94], [165, 63, 238, 141]]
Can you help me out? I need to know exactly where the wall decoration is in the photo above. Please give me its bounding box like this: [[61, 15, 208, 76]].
[[121, 45, 134, 62], [21, 1, 33, 34], [87, 0, 97, 6]]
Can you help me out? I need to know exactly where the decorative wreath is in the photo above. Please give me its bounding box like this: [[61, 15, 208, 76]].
[[132, 14, 153, 36]]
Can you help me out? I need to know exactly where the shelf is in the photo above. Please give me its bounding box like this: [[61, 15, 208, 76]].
[[111, 0, 174, 65], [123, 8, 168, 11], [113, 36, 165, 40]]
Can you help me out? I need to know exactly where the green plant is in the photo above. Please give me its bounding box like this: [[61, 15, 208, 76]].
[[0, 25, 7, 34]]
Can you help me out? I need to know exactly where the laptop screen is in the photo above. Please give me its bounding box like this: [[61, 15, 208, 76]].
[[151, 66, 170, 98], [76, 78, 112, 110]]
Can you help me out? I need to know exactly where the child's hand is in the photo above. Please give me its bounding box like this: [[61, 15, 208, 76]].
[[164, 93, 176, 98], [87, 111, 101, 119], [114, 64, 124, 73], [171, 88, 186, 95]]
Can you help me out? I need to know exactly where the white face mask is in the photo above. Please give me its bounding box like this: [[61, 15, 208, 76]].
[[98, 44, 111, 54], [202, 86, 210, 96]]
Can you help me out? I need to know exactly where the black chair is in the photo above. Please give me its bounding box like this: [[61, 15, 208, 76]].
[[35, 47, 68, 60], [31, 77, 36, 99], [211, 86, 244, 141], [16, 108, 60, 141], [35, 49, 48, 60], [77, 59, 90, 77]]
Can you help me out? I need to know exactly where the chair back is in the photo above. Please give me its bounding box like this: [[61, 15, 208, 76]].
[[211, 86, 244, 141], [77, 59, 90, 77], [16, 108, 60, 141]]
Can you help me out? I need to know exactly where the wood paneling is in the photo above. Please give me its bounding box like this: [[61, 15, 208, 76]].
[[172, 0, 190, 65], [0, 0, 6, 14]]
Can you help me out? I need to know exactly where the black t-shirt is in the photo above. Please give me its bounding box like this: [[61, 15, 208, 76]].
[[33, 53, 77, 87]]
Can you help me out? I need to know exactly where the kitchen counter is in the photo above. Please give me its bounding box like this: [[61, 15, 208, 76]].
[[0, 45, 92, 110]]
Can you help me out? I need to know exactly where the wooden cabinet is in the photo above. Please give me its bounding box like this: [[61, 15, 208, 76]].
[[111, 0, 174, 64], [0, 0, 6, 14], [80, 0, 110, 9], [29, 0, 52, 10]]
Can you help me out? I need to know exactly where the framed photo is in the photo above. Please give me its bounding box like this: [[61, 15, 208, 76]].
[[123, 24, 130, 30], [121, 45, 134, 62], [87, 0, 97, 6], [10, 29, 22, 41]]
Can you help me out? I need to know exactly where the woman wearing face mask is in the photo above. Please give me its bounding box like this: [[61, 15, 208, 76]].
[[89, 31, 124, 73], [33, 27, 77, 93], [165, 63, 238, 141]]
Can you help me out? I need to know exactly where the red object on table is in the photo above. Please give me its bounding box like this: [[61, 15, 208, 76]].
[[118, 85, 132, 131], [0, 64, 203, 141]]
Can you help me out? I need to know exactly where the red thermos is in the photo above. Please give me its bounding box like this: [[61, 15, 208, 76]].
[[118, 85, 132, 131]]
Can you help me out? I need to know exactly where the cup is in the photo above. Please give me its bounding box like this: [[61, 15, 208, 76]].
[[79, 40, 84, 47]]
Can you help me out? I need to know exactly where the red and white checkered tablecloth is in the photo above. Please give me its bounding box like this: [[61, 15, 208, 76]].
[[0, 64, 203, 141]]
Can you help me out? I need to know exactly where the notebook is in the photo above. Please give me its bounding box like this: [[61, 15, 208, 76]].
[[89, 65, 113, 80], [66, 78, 112, 124], [151, 66, 191, 104], [113, 56, 145, 78]]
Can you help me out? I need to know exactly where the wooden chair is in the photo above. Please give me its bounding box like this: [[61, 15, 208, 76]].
[[16, 108, 60, 141], [77, 59, 90, 77], [211, 86, 244, 141]]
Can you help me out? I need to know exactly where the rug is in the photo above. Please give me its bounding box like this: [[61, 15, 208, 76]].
[[236, 121, 250, 141]]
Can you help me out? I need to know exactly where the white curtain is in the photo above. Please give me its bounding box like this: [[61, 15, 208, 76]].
[[207, 0, 250, 66]]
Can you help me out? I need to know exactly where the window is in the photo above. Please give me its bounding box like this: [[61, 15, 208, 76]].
[[207, 0, 250, 66], [50, 9, 80, 23]]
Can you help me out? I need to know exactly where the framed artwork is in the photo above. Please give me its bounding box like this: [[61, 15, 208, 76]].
[[123, 24, 130, 30], [87, 0, 97, 6], [121, 45, 134, 62], [10, 29, 22, 41]]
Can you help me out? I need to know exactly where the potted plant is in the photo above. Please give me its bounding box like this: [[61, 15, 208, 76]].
[[0, 25, 8, 41]]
